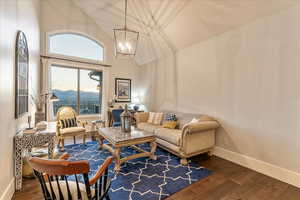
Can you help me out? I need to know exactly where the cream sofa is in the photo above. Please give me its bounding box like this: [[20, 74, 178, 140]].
[[134, 112, 219, 165]]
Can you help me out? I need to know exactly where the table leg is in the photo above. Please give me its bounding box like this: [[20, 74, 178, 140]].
[[114, 147, 121, 172], [150, 141, 157, 160], [98, 136, 104, 150], [15, 144, 23, 191]]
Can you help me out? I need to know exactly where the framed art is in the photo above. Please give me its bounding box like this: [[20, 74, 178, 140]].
[[15, 31, 29, 118], [115, 78, 131, 102]]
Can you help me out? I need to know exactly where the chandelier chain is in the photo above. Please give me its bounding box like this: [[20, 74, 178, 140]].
[[125, 0, 128, 29]]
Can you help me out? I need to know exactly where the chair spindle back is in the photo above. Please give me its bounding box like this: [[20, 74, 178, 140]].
[[29, 156, 113, 200]]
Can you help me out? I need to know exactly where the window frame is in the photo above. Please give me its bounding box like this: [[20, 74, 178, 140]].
[[46, 31, 106, 64], [51, 64, 103, 116]]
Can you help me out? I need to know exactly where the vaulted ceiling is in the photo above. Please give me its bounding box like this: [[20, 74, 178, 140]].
[[72, 0, 299, 65]]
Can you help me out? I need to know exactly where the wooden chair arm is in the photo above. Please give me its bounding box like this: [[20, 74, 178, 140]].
[[77, 120, 88, 128], [58, 153, 70, 160], [89, 156, 113, 185]]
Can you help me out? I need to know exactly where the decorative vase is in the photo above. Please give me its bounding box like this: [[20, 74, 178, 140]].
[[133, 105, 139, 111]]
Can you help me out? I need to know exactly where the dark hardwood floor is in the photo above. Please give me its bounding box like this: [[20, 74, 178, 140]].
[[12, 138, 300, 200]]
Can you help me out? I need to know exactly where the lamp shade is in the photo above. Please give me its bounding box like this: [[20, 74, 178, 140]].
[[50, 93, 59, 102], [114, 28, 139, 57]]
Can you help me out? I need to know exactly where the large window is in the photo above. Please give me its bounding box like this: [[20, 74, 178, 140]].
[[49, 33, 104, 61], [51, 65, 102, 115], [48, 32, 104, 116]]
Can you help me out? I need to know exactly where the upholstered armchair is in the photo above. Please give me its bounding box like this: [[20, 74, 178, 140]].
[[29, 153, 113, 200], [111, 109, 124, 127], [56, 106, 87, 151]]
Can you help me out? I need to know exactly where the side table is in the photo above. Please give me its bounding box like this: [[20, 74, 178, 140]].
[[14, 122, 56, 191]]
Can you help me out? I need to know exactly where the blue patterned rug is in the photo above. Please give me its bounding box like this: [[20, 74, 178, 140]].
[[63, 141, 212, 200]]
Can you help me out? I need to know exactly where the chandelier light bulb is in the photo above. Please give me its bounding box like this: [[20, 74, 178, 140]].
[[118, 42, 125, 51], [125, 42, 132, 51]]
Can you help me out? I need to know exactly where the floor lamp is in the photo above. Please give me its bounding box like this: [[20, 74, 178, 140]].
[[43, 93, 59, 121]]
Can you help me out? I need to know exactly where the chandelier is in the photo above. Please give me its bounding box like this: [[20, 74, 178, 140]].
[[113, 0, 139, 57]]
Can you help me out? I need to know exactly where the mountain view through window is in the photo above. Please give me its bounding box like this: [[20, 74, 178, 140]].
[[51, 65, 102, 115]]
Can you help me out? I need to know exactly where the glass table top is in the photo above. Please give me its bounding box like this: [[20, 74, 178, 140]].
[[99, 126, 154, 143]]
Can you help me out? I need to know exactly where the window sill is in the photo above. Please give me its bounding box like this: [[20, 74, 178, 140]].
[[77, 114, 102, 121]]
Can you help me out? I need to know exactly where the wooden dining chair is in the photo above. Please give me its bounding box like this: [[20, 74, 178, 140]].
[[29, 153, 113, 200]]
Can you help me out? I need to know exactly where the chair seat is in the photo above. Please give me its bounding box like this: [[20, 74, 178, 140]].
[[46, 181, 94, 200], [112, 122, 121, 127], [60, 127, 86, 135]]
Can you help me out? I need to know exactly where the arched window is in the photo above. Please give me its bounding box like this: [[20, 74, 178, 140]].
[[49, 33, 104, 61], [47, 32, 104, 116]]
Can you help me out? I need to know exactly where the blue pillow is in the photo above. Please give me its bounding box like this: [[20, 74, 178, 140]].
[[165, 113, 177, 121]]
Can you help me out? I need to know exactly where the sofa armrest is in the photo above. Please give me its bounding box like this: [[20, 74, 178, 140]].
[[179, 121, 219, 155], [134, 112, 149, 123], [183, 121, 219, 134]]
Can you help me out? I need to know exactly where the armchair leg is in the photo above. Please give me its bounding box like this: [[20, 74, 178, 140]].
[[83, 134, 86, 145], [180, 158, 188, 165], [73, 136, 76, 144], [61, 139, 65, 151], [57, 139, 61, 148]]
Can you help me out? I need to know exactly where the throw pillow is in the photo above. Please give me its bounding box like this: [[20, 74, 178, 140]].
[[163, 121, 177, 129], [153, 112, 164, 125], [165, 113, 177, 121], [147, 112, 156, 123], [190, 118, 199, 123], [60, 117, 77, 129]]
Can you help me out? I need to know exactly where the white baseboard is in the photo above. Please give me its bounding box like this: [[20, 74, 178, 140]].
[[214, 146, 300, 188], [0, 178, 15, 200]]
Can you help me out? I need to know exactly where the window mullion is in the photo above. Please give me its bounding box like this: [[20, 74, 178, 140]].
[[77, 68, 80, 114]]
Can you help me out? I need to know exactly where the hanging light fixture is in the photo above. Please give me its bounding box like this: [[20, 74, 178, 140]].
[[114, 0, 139, 58]]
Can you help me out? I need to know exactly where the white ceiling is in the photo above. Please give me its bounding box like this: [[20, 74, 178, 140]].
[[72, 0, 299, 65]]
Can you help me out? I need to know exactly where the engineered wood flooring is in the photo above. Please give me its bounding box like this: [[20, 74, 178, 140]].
[[12, 138, 300, 200]]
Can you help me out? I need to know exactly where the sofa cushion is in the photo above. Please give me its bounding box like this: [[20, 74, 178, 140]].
[[154, 128, 182, 146], [156, 138, 181, 153], [137, 122, 161, 133]]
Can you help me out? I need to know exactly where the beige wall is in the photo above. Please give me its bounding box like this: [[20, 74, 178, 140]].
[[40, 0, 140, 110], [138, 54, 177, 111], [140, 5, 300, 174], [0, 0, 40, 197]]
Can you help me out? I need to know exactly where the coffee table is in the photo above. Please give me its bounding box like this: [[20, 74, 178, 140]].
[[98, 127, 157, 172]]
